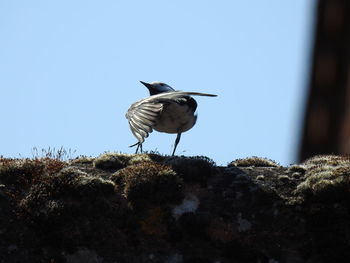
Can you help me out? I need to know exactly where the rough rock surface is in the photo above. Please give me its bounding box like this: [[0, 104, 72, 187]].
[[0, 154, 349, 263]]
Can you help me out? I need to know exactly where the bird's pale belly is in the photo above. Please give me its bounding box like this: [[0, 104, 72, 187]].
[[153, 103, 197, 134]]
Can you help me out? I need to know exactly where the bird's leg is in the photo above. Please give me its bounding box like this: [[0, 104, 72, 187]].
[[135, 143, 143, 154], [172, 133, 182, 156], [129, 142, 143, 154]]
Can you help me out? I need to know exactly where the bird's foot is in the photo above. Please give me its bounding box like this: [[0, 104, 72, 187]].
[[129, 142, 143, 154]]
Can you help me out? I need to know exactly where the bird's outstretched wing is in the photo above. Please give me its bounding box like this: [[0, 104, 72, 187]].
[[126, 102, 163, 143], [144, 91, 217, 103], [126, 91, 217, 143]]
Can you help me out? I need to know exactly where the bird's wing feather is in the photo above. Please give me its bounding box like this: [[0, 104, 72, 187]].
[[142, 91, 217, 104], [126, 101, 163, 143]]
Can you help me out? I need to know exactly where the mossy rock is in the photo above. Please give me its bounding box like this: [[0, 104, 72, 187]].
[[229, 157, 280, 168], [163, 156, 215, 186], [112, 162, 183, 209], [21, 167, 118, 216], [295, 157, 350, 203], [0, 158, 65, 186], [302, 155, 350, 167], [70, 156, 95, 164], [19, 167, 128, 249], [93, 152, 153, 171], [0, 159, 42, 185]]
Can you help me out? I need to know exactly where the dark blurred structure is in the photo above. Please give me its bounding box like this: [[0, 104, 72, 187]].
[[299, 0, 350, 161]]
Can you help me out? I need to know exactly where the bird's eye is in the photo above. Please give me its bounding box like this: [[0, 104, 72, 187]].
[[159, 83, 164, 86]]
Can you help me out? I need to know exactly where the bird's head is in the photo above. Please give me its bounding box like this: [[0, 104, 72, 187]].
[[140, 81, 175, 95]]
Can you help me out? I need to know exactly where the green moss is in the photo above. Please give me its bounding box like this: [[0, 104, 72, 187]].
[[70, 156, 95, 164], [93, 152, 131, 171], [163, 156, 215, 186], [146, 152, 167, 163], [19, 166, 127, 249], [229, 157, 279, 168], [295, 157, 350, 203], [20, 166, 115, 217], [288, 164, 307, 174], [72, 175, 116, 199], [128, 154, 153, 165], [302, 155, 350, 168], [93, 152, 154, 171], [112, 162, 183, 208], [0, 158, 45, 185]]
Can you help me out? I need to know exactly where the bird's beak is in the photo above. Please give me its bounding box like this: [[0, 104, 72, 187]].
[[140, 81, 153, 89]]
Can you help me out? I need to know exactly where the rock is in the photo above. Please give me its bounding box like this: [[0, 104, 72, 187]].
[[0, 154, 349, 262]]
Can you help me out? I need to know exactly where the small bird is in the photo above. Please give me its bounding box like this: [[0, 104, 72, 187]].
[[126, 81, 217, 156]]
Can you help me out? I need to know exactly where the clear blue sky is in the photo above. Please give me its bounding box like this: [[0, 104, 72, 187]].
[[0, 0, 315, 165]]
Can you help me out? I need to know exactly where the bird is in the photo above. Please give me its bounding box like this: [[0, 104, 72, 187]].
[[125, 81, 217, 156]]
